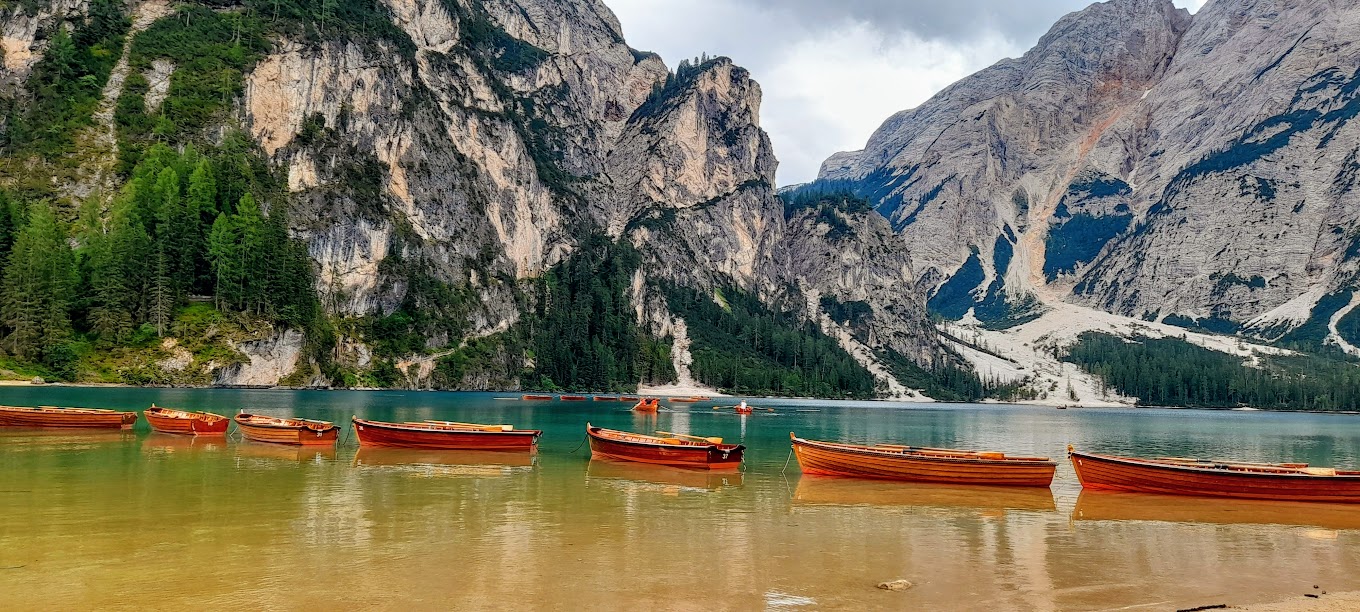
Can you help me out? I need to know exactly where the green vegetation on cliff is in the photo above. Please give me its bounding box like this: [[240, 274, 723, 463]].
[[662, 282, 880, 398], [529, 236, 676, 392], [0, 139, 323, 382]]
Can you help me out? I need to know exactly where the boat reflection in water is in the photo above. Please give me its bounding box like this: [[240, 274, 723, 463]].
[[792, 475, 1056, 513], [353, 447, 536, 478], [141, 432, 227, 455], [586, 458, 744, 494], [1073, 489, 1360, 531], [0, 428, 135, 449], [234, 439, 337, 463]]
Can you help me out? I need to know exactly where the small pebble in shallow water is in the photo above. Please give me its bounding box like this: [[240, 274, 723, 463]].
[[876, 580, 913, 592]]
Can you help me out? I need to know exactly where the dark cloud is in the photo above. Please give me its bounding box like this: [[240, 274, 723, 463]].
[[742, 0, 1101, 46]]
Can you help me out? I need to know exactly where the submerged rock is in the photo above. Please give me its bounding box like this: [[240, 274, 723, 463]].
[[876, 579, 913, 592]]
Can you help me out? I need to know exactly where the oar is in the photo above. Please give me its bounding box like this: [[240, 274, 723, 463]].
[[1152, 456, 1317, 474], [1154, 456, 1310, 469], [655, 430, 723, 444], [422, 420, 513, 432]]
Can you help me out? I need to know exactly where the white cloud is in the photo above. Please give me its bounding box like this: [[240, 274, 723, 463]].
[[609, 0, 1210, 186]]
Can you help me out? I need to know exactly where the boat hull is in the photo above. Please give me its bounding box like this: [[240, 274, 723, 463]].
[[0, 406, 137, 429], [352, 419, 540, 450], [1070, 451, 1360, 503], [791, 437, 1055, 487], [145, 408, 229, 436], [587, 427, 743, 469], [234, 415, 338, 446]]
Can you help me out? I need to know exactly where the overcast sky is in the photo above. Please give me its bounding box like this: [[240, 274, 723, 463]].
[[608, 0, 1208, 186]]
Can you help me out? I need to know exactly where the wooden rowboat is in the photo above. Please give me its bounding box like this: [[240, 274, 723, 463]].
[[521, 394, 553, 401], [668, 397, 700, 403], [0, 405, 138, 429], [593, 396, 619, 402], [790, 433, 1056, 487], [631, 397, 659, 412], [351, 417, 541, 450], [586, 423, 744, 469], [234, 413, 338, 446], [144, 405, 229, 436], [1069, 447, 1360, 503], [558, 395, 587, 401], [619, 396, 640, 402]]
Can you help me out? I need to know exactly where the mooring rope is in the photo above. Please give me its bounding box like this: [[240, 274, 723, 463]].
[[569, 432, 589, 454], [780, 447, 794, 475]]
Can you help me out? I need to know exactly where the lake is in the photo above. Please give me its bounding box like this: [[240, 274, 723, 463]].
[[2, 388, 1359, 610]]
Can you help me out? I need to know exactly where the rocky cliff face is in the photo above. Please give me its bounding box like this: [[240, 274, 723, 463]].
[[0, 0, 947, 391], [819, 0, 1360, 344]]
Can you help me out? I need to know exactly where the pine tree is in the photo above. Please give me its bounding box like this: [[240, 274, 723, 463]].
[[0, 204, 76, 359], [208, 212, 241, 310], [186, 159, 216, 291], [235, 192, 265, 313]]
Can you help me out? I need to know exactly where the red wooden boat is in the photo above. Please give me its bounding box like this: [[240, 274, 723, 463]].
[[144, 405, 229, 436], [1069, 447, 1360, 503], [351, 417, 541, 450], [790, 434, 1056, 487], [559, 395, 587, 401], [619, 396, 640, 402], [734, 401, 754, 415], [234, 413, 338, 446], [586, 423, 744, 469], [521, 394, 553, 401], [593, 396, 619, 402], [668, 397, 700, 403], [0, 405, 138, 429], [631, 397, 660, 412]]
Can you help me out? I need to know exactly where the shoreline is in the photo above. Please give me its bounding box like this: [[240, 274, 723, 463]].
[[4, 379, 1359, 415]]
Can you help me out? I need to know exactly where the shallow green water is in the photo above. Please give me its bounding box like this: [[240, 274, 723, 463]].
[[3, 388, 1360, 610]]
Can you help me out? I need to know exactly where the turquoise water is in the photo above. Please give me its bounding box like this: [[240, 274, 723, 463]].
[[2, 388, 1360, 610]]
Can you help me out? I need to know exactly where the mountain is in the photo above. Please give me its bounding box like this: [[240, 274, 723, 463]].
[[0, 0, 951, 395], [815, 0, 1360, 354]]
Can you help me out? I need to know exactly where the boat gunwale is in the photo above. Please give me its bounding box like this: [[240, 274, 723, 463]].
[[1070, 450, 1360, 479], [793, 436, 1055, 466], [1, 405, 135, 416], [351, 417, 541, 437]]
